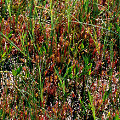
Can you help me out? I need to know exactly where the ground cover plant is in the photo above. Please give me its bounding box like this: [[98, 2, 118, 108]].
[[0, 0, 120, 119]]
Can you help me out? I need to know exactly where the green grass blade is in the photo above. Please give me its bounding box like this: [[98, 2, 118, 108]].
[[0, 32, 32, 61], [88, 90, 96, 120]]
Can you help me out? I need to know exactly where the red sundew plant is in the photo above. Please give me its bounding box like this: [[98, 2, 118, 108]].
[[0, 0, 120, 119]]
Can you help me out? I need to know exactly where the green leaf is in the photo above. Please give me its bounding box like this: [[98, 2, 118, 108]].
[[81, 43, 84, 49], [2, 52, 6, 59], [89, 63, 92, 68], [79, 98, 86, 111], [103, 87, 112, 102], [63, 66, 73, 78], [114, 113, 119, 120], [8, 30, 13, 38], [54, 66, 66, 95], [12, 69, 16, 76], [68, 66, 73, 75], [75, 65, 79, 74], [85, 0, 89, 15], [12, 66, 22, 76], [88, 69, 91, 75], [88, 90, 96, 120], [16, 66, 22, 75], [54, 67, 63, 86], [69, 74, 73, 79], [0, 108, 3, 118], [62, 81, 65, 95]]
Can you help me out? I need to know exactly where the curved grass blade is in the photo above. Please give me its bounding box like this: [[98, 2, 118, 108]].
[[0, 32, 32, 61]]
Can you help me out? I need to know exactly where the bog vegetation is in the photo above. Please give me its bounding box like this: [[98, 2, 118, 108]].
[[0, 0, 119, 119]]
